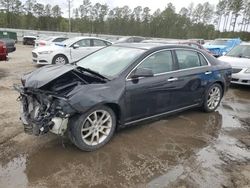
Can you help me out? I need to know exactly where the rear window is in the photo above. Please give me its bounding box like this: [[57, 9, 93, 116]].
[[175, 50, 208, 69], [53, 38, 68, 42]]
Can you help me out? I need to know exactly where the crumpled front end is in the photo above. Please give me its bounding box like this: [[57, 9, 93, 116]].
[[14, 85, 75, 136], [14, 65, 110, 136]]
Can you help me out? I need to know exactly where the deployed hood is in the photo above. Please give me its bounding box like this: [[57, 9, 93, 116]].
[[203, 44, 227, 50], [218, 56, 250, 68], [24, 64, 75, 88]]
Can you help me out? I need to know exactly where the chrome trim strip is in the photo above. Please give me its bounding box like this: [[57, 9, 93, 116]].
[[124, 103, 200, 125], [126, 48, 211, 81]]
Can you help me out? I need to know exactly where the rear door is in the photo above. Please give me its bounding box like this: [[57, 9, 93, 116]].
[[171, 49, 213, 108], [91, 39, 109, 51]]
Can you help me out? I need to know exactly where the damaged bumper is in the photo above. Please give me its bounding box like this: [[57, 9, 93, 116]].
[[14, 84, 75, 136]]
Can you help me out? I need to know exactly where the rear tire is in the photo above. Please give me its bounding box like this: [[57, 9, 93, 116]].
[[203, 83, 222, 112], [68, 106, 116, 151]]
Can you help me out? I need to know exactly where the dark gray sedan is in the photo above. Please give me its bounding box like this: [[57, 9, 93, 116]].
[[0, 38, 16, 53], [14, 43, 232, 151]]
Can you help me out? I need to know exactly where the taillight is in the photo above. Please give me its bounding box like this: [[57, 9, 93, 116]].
[[3, 45, 6, 49]]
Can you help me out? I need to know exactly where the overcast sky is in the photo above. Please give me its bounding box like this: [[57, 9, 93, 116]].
[[26, 0, 220, 14]]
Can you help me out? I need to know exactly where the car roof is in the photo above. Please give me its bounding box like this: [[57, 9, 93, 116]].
[[23, 36, 37, 38], [71, 36, 109, 40], [112, 42, 199, 51], [215, 38, 240, 40]]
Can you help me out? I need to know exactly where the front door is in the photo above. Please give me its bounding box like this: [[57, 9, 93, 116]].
[[70, 39, 92, 62], [125, 50, 177, 122]]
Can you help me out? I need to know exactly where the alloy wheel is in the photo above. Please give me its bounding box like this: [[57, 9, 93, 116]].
[[81, 110, 112, 146], [55, 56, 66, 64], [207, 86, 221, 110]]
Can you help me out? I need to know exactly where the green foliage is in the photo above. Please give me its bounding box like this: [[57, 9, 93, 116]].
[[0, 0, 250, 40]]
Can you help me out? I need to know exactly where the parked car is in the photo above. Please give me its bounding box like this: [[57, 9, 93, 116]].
[[189, 39, 205, 45], [34, 36, 69, 48], [23, 36, 37, 45], [203, 38, 241, 57], [142, 39, 210, 53], [32, 37, 112, 65], [218, 43, 250, 85], [0, 38, 16, 53], [14, 43, 232, 151], [115, 36, 145, 43], [0, 40, 7, 60]]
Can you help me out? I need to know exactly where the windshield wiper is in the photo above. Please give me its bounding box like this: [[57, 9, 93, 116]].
[[76, 67, 110, 81]]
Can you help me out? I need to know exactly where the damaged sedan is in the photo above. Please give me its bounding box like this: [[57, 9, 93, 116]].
[[14, 43, 232, 151]]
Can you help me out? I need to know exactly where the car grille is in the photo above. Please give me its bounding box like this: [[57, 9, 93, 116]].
[[32, 52, 38, 58], [232, 68, 242, 74]]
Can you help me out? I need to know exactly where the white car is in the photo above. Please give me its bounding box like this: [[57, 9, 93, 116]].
[[218, 43, 250, 85], [32, 37, 112, 65], [34, 36, 69, 48]]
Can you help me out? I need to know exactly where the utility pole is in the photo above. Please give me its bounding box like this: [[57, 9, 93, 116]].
[[68, 0, 73, 33]]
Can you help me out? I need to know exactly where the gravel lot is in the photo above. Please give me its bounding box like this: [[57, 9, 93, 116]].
[[0, 44, 249, 188]]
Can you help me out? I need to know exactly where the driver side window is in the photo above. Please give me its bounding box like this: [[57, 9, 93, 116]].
[[137, 50, 174, 75]]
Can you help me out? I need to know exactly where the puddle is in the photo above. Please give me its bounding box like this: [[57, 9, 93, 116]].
[[0, 155, 28, 188], [0, 87, 249, 187]]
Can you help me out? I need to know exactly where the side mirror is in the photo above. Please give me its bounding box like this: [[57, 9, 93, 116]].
[[131, 68, 154, 79], [73, 44, 80, 49]]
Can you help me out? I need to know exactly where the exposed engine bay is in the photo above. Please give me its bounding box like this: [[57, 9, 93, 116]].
[[14, 65, 108, 136]]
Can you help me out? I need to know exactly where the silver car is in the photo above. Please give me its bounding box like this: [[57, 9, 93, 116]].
[[218, 43, 250, 85]]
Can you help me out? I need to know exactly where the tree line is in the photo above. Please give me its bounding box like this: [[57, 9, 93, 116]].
[[0, 0, 250, 40]]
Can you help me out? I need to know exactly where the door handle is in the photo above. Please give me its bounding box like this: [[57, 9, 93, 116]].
[[167, 77, 178, 82], [205, 71, 212, 75]]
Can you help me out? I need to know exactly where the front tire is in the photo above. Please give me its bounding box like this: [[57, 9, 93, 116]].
[[203, 83, 223, 112], [69, 106, 116, 151], [52, 54, 68, 65]]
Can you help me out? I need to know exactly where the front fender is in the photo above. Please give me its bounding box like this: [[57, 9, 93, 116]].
[[66, 83, 125, 114]]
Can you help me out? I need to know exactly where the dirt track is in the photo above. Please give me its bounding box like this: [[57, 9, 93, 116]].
[[0, 44, 249, 188]]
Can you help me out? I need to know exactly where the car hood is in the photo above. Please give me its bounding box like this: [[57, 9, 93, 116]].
[[24, 64, 76, 88], [32, 45, 64, 53], [218, 56, 250, 68], [203, 44, 227, 50]]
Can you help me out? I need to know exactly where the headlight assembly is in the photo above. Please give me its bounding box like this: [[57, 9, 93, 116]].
[[38, 51, 53, 55]]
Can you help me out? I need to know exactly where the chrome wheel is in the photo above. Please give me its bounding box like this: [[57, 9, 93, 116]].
[[55, 56, 66, 64], [207, 86, 221, 110], [81, 110, 112, 146]]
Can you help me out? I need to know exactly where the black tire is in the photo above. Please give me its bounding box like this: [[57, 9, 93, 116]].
[[52, 54, 68, 65], [68, 106, 116, 151], [203, 83, 223, 113]]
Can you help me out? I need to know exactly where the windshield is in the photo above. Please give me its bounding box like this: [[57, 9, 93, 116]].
[[60, 37, 79, 46], [44, 37, 54, 41], [77, 46, 145, 77], [210, 40, 227, 46], [226, 45, 250, 58]]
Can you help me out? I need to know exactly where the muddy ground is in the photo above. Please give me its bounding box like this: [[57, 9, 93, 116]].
[[0, 44, 249, 188]]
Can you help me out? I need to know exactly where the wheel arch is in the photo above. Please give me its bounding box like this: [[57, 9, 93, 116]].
[[52, 53, 69, 64], [213, 81, 225, 96], [104, 103, 121, 126]]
